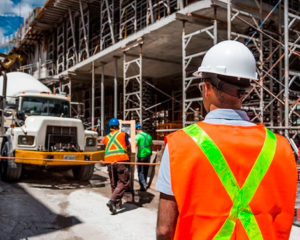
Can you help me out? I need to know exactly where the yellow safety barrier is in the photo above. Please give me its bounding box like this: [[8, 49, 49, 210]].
[[0, 149, 160, 167], [14, 149, 105, 166]]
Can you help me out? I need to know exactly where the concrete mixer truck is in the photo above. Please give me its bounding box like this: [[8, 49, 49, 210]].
[[0, 72, 101, 181]]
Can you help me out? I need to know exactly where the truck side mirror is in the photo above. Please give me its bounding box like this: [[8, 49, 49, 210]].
[[16, 111, 25, 121]]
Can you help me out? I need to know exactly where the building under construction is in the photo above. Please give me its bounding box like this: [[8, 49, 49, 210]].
[[5, 0, 300, 144]]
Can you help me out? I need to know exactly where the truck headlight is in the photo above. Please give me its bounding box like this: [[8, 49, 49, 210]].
[[86, 137, 96, 147], [18, 135, 35, 145]]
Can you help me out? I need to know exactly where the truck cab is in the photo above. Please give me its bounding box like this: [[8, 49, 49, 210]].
[[0, 72, 101, 181]]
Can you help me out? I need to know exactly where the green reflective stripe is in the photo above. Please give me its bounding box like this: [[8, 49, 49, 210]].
[[138, 132, 149, 149], [241, 129, 276, 202], [105, 131, 126, 157], [105, 150, 126, 156], [183, 124, 277, 240], [105, 131, 119, 154], [105, 132, 123, 152], [237, 128, 276, 239], [142, 132, 148, 148], [113, 138, 124, 150], [142, 145, 150, 148], [184, 124, 239, 200]]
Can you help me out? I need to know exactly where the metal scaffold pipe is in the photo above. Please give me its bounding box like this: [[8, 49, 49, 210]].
[[114, 57, 118, 118], [227, 0, 231, 40], [182, 21, 186, 126], [259, 0, 263, 123], [92, 61, 95, 130], [246, 0, 282, 46], [101, 64, 105, 136], [284, 0, 289, 137]]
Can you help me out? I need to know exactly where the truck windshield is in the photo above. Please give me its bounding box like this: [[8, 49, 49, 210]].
[[21, 96, 70, 117]]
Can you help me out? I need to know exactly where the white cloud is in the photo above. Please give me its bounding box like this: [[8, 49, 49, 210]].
[[12, 3, 33, 18], [0, 28, 5, 39], [14, 0, 46, 18], [0, 0, 14, 15], [0, 0, 45, 18], [0, 0, 45, 48]]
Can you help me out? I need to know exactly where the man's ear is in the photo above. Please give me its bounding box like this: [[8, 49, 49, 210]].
[[204, 82, 212, 97]]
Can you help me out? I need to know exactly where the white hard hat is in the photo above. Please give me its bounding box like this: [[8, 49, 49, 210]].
[[194, 40, 258, 83]]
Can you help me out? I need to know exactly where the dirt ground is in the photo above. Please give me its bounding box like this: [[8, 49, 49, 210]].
[[0, 166, 299, 240]]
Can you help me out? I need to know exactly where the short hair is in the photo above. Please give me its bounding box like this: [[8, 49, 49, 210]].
[[202, 74, 248, 99], [110, 125, 119, 130]]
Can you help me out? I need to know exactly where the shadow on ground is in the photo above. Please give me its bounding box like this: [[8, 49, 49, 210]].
[[115, 190, 156, 214], [0, 180, 81, 240], [136, 190, 156, 206], [21, 167, 108, 190]]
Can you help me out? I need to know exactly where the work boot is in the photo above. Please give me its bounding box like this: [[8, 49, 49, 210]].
[[106, 200, 117, 214]]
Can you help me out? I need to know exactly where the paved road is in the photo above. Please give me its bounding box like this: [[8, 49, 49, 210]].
[[0, 167, 299, 240]]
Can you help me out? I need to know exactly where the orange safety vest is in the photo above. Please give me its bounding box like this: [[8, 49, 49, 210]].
[[167, 122, 297, 240], [103, 130, 129, 162]]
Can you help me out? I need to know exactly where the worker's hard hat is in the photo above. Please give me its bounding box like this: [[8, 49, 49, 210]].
[[108, 118, 119, 128], [136, 124, 142, 130], [194, 40, 258, 87]]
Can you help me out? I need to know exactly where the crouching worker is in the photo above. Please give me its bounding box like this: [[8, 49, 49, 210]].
[[102, 118, 130, 214]]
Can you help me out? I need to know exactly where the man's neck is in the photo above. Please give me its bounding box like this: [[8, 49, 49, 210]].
[[209, 104, 241, 112]]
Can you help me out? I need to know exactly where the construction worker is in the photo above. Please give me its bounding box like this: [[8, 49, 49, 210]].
[[135, 124, 153, 191], [156, 40, 297, 239], [102, 118, 130, 214]]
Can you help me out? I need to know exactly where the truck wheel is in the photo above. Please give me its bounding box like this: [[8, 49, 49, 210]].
[[72, 164, 94, 181], [0, 142, 22, 181]]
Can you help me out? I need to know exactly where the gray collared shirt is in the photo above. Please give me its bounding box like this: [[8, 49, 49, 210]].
[[156, 109, 255, 196]]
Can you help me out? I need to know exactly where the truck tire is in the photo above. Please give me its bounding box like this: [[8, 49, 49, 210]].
[[72, 164, 94, 181], [0, 142, 22, 181]]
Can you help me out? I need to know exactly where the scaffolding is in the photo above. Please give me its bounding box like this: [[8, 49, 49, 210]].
[[79, 0, 90, 61], [123, 43, 143, 125], [100, 0, 116, 50], [11, 0, 300, 143], [56, 21, 65, 74], [66, 8, 77, 68], [180, 0, 300, 144], [182, 15, 217, 126]]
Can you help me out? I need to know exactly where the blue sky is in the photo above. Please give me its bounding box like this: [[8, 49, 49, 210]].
[[0, 0, 46, 53]]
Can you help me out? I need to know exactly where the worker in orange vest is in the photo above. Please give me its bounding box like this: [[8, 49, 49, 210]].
[[102, 118, 130, 214], [156, 40, 297, 239]]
